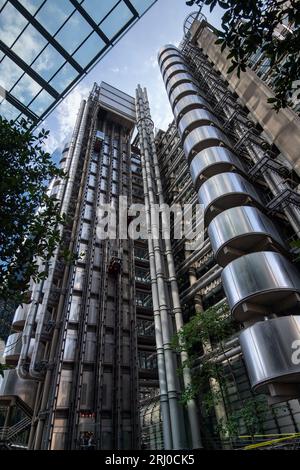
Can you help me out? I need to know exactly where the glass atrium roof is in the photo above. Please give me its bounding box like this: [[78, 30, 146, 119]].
[[0, 0, 157, 124]]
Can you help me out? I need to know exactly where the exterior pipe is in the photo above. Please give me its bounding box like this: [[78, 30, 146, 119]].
[[142, 155, 173, 450], [29, 100, 89, 380], [143, 87, 202, 448], [17, 101, 86, 381], [136, 86, 187, 449]]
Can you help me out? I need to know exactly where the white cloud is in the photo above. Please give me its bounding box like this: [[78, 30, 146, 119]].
[[41, 82, 90, 154]]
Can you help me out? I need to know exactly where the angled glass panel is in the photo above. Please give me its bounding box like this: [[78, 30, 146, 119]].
[[55, 10, 92, 54], [35, 0, 74, 35], [130, 0, 156, 15], [31, 44, 65, 81], [0, 56, 23, 91], [16, 113, 29, 124], [0, 3, 28, 47], [21, 0, 44, 15], [0, 99, 21, 121], [100, 2, 134, 39], [73, 32, 105, 68], [49, 62, 77, 93], [29, 89, 54, 116], [81, 0, 119, 24], [12, 24, 47, 65], [0, 0, 6, 10], [11, 74, 41, 105]]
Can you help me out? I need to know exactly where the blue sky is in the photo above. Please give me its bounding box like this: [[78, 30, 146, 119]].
[[42, 0, 223, 153]]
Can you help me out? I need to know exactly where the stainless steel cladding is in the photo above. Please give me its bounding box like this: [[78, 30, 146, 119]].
[[198, 172, 262, 225], [178, 109, 223, 139], [161, 57, 187, 77], [222, 251, 300, 322], [173, 94, 211, 123], [240, 316, 300, 402], [160, 50, 183, 69], [50, 419, 67, 450], [63, 330, 78, 362], [183, 127, 231, 163], [0, 369, 37, 409], [3, 333, 23, 364], [163, 64, 190, 84], [158, 44, 181, 65], [12, 304, 29, 330], [189, 146, 245, 190], [166, 73, 195, 97], [169, 82, 199, 107], [56, 370, 72, 408], [208, 206, 287, 267]]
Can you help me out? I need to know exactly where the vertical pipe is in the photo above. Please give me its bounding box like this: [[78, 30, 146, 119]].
[[136, 86, 187, 449], [141, 87, 202, 449]]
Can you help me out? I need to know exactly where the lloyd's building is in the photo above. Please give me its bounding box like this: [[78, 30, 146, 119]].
[[1, 7, 300, 450]]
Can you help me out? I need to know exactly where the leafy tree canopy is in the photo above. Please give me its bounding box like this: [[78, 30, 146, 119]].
[[0, 117, 66, 303], [186, 0, 300, 111]]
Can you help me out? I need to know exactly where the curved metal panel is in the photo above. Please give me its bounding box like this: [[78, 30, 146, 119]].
[[190, 146, 245, 190], [0, 369, 37, 409], [240, 316, 300, 399], [208, 206, 287, 267], [163, 64, 190, 84], [161, 56, 185, 76], [178, 108, 222, 139], [12, 304, 29, 331], [160, 51, 183, 70], [198, 172, 262, 225], [166, 72, 195, 97], [3, 332, 22, 363], [222, 251, 300, 322], [173, 94, 211, 122], [158, 45, 180, 64], [183, 126, 231, 163], [169, 82, 199, 108]]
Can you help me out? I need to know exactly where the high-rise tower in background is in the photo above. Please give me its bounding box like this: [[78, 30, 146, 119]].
[[1, 10, 300, 451], [0, 82, 152, 450]]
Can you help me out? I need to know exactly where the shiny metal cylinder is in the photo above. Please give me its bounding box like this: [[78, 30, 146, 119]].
[[166, 72, 195, 97], [158, 45, 181, 65], [161, 57, 186, 77], [240, 316, 300, 402], [222, 251, 300, 322], [183, 126, 231, 162], [208, 206, 287, 267], [173, 94, 211, 122], [190, 146, 245, 190], [198, 172, 263, 225], [178, 108, 222, 139], [164, 64, 190, 84], [169, 82, 199, 108]]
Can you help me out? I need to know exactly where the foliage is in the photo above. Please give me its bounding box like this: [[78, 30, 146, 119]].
[[0, 117, 66, 303], [173, 301, 270, 437], [217, 396, 269, 437], [172, 301, 234, 354], [186, 0, 300, 112]]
